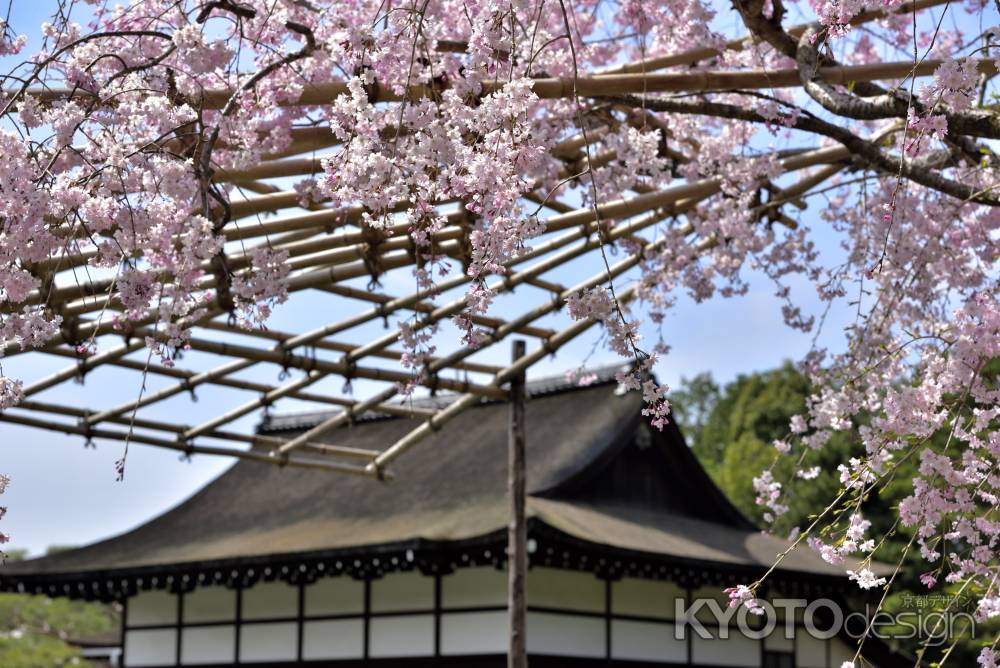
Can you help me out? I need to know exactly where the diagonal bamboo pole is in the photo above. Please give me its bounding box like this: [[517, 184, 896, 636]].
[[21, 339, 145, 397], [369, 284, 640, 471]]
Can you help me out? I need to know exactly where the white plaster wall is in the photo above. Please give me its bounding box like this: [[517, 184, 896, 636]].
[[368, 614, 435, 657], [440, 610, 507, 655], [691, 632, 761, 666], [241, 581, 298, 620], [183, 585, 236, 623], [127, 590, 177, 626], [795, 631, 828, 668], [370, 571, 434, 612], [612, 578, 684, 619], [180, 625, 236, 664], [764, 630, 795, 652], [526, 612, 605, 657], [124, 629, 176, 666], [240, 621, 298, 662], [527, 567, 604, 613], [691, 585, 732, 625], [302, 619, 365, 660], [442, 566, 507, 608], [611, 618, 687, 662], [304, 576, 364, 616]]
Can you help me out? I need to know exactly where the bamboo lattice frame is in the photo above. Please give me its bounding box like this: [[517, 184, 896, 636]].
[[0, 0, 963, 481]]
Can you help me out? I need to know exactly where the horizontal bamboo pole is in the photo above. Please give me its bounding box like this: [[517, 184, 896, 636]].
[[196, 320, 502, 375], [41, 344, 436, 420], [14, 397, 375, 460], [19, 57, 990, 110], [18, 398, 255, 446], [0, 411, 386, 477], [316, 285, 557, 340], [217, 156, 326, 182], [138, 332, 508, 399]]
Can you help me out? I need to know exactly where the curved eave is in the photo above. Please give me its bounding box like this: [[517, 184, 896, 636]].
[[0, 515, 860, 603]]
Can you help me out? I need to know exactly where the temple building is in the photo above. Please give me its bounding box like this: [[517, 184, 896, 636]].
[[0, 368, 902, 667]]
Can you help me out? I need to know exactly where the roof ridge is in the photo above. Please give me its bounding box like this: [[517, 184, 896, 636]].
[[258, 362, 632, 433]]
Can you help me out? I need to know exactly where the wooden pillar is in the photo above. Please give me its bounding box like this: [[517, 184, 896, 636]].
[[508, 339, 528, 668]]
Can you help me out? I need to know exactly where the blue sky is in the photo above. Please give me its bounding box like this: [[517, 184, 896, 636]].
[[0, 0, 993, 557]]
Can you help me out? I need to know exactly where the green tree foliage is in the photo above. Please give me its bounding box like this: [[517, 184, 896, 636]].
[[0, 551, 118, 668], [675, 363, 854, 533]]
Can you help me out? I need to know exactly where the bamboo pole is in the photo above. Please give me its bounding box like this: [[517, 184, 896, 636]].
[[0, 411, 387, 477], [13, 398, 379, 460], [18, 57, 990, 109], [196, 320, 503, 374], [21, 340, 145, 397]]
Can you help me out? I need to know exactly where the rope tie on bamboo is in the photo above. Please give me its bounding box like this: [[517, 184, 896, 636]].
[[360, 225, 388, 290], [277, 348, 294, 381], [74, 355, 89, 385], [181, 376, 198, 402], [456, 207, 476, 274], [341, 360, 356, 395], [60, 317, 81, 354], [426, 370, 440, 396], [540, 335, 557, 356], [376, 300, 390, 329], [78, 417, 96, 449], [305, 346, 318, 373]]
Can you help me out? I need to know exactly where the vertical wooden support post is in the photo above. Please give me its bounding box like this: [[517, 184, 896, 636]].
[[508, 339, 528, 668]]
